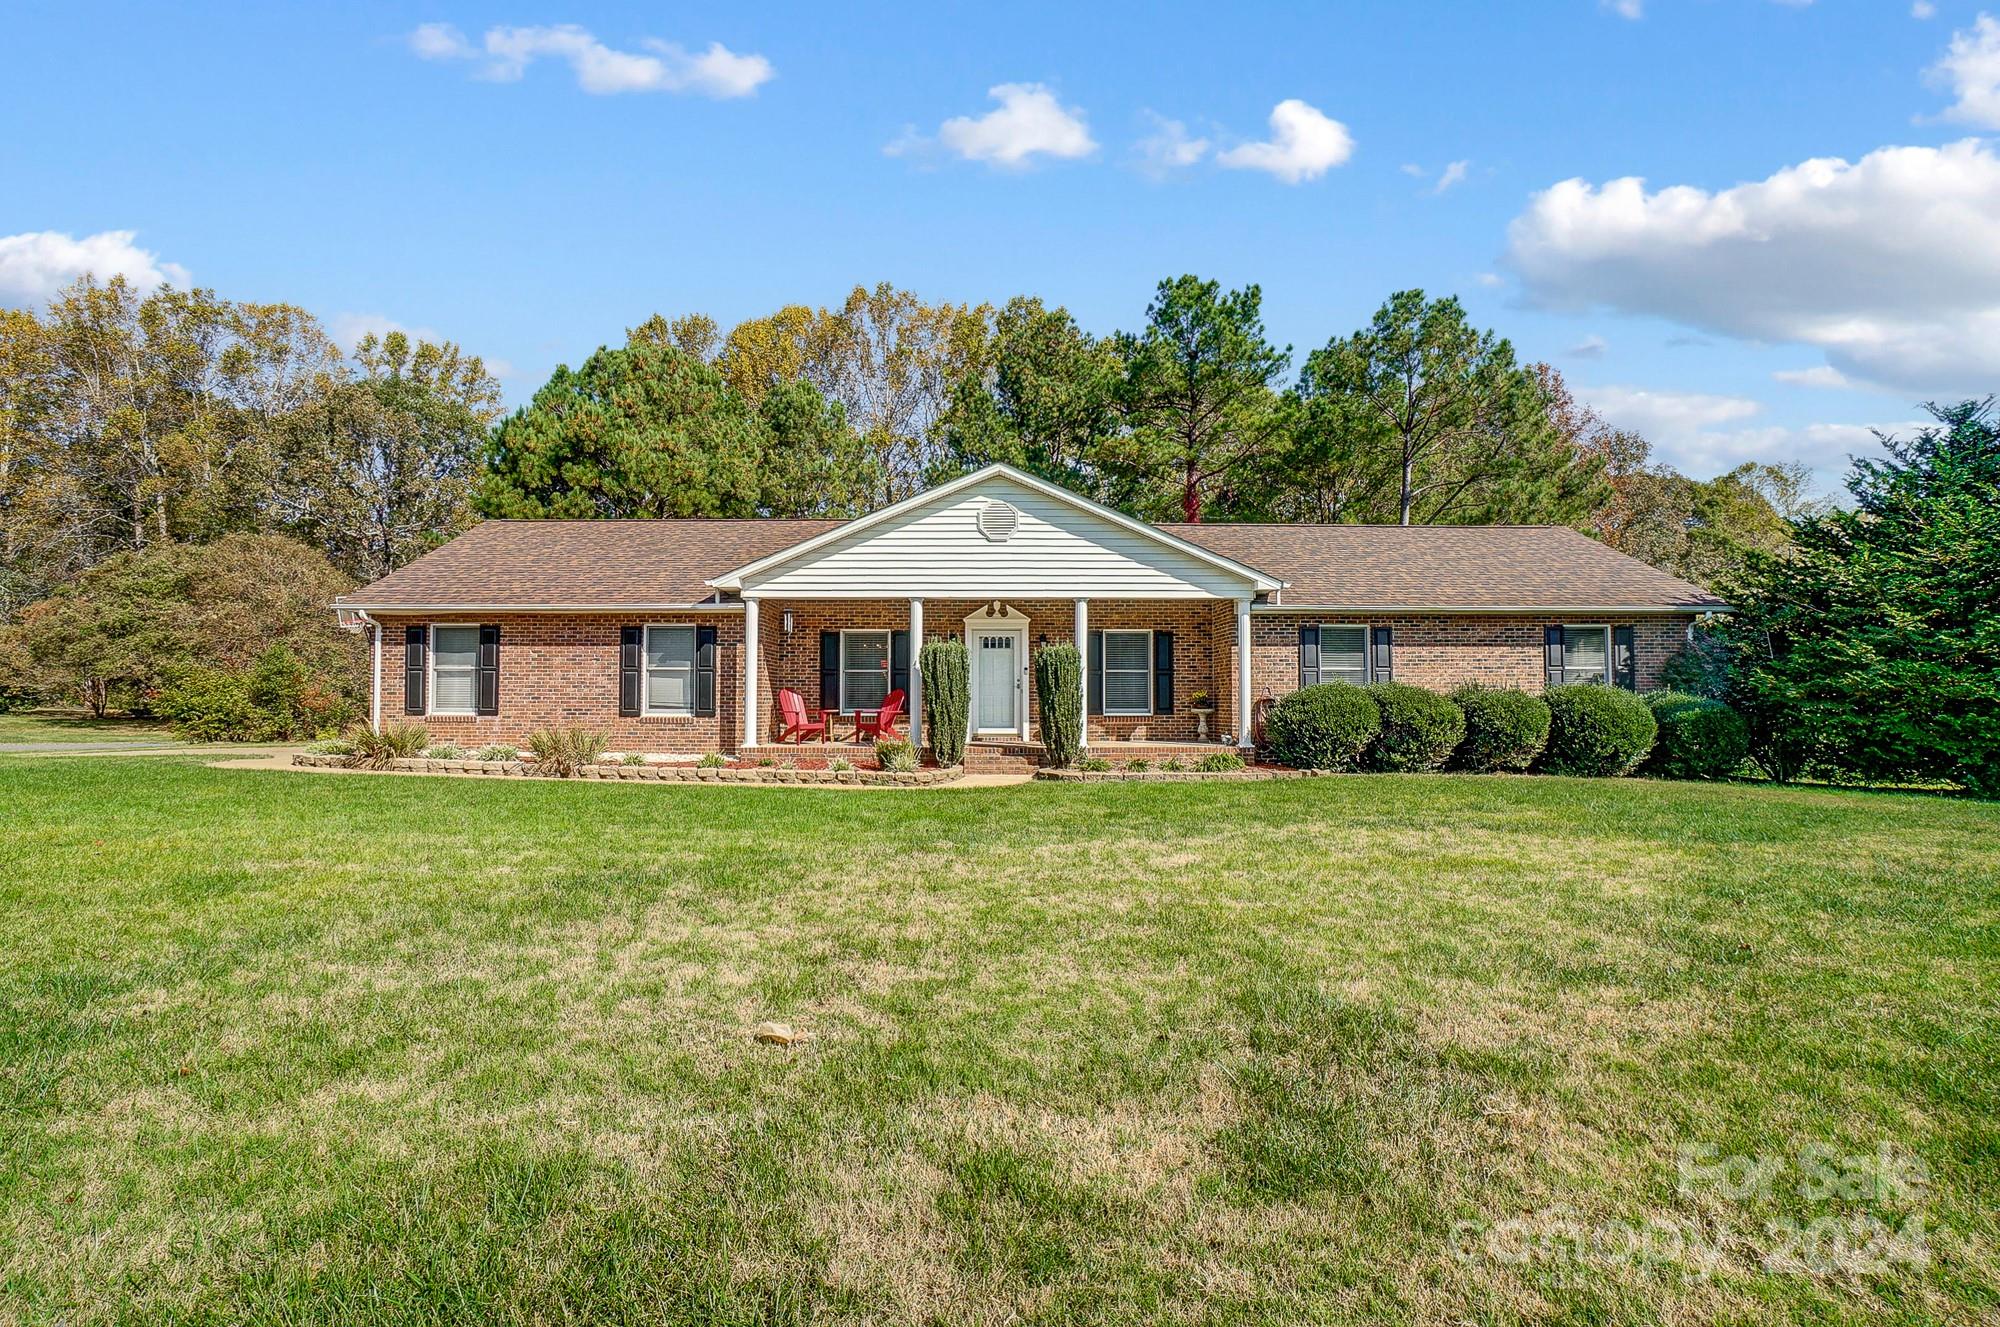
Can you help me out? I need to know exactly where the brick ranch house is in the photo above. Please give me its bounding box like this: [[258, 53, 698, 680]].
[[333, 464, 1727, 761]]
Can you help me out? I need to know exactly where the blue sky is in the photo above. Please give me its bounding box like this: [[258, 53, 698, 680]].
[[7, 0, 2000, 494]]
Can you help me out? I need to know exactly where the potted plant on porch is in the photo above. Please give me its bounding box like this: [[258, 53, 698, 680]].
[[1187, 690, 1217, 742]]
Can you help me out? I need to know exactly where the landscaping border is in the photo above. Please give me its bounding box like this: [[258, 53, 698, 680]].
[[291, 753, 963, 786], [1035, 766, 1315, 783]]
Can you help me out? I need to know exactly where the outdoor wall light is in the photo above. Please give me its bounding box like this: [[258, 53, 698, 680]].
[[782, 609, 794, 635]]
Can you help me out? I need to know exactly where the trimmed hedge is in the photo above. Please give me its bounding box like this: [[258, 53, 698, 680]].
[[1263, 683, 1381, 771], [1363, 682, 1465, 772], [1643, 691, 1750, 780], [1538, 684, 1658, 777], [1450, 685, 1551, 772], [918, 636, 970, 767], [1035, 644, 1084, 767]]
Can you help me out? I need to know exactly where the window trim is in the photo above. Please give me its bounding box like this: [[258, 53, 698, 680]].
[[1560, 623, 1613, 686], [1100, 628, 1154, 717], [1314, 621, 1372, 685], [427, 623, 481, 717], [839, 629, 893, 714], [641, 623, 698, 718]]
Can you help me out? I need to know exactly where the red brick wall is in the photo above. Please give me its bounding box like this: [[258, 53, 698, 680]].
[[1244, 612, 1694, 705], [760, 598, 1224, 743], [373, 613, 741, 753]]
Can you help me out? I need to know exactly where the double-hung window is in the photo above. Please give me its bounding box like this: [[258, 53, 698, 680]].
[[429, 626, 479, 715], [1101, 629, 1153, 716], [644, 626, 696, 715], [841, 631, 890, 712], [1319, 625, 1370, 684], [1559, 625, 1611, 685]]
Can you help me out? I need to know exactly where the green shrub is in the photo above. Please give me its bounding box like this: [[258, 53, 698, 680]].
[[1077, 755, 1113, 772], [303, 738, 355, 756], [1538, 685, 1658, 777], [1034, 643, 1083, 767], [621, 752, 647, 766], [918, 636, 970, 767], [1124, 758, 1151, 772], [349, 722, 428, 769], [1362, 683, 1465, 772], [422, 743, 469, 760], [154, 644, 357, 742], [696, 752, 728, 768], [527, 727, 608, 777], [829, 756, 854, 773], [475, 744, 518, 762], [1263, 683, 1382, 771], [1450, 685, 1552, 772], [874, 738, 917, 773], [154, 667, 256, 742], [1659, 633, 1732, 701], [1643, 691, 1751, 780], [1159, 756, 1186, 772], [1194, 751, 1246, 772]]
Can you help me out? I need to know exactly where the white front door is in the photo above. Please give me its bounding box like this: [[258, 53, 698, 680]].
[[974, 630, 1021, 732]]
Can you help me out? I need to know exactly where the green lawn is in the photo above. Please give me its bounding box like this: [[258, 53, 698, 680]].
[[0, 708, 177, 745], [1, 759, 1994, 1325]]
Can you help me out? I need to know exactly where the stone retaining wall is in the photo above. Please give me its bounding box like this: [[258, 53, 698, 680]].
[[291, 753, 961, 786], [1035, 767, 1318, 783]]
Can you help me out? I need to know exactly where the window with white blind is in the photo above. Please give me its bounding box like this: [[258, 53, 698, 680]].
[[841, 631, 890, 712], [429, 625, 479, 715], [1102, 629, 1152, 715], [1319, 625, 1369, 684], [644, 626, 696, 715], [1560, 625, 1611, 685]]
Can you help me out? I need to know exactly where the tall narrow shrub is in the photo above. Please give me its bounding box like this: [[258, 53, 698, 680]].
[[919, 636, 970, 767], [1035, 643, 1083, 767]]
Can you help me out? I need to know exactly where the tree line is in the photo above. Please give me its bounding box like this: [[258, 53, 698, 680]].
[[0, 269, 1834, 724]]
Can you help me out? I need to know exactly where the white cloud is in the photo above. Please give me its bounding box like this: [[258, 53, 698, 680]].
[[410, 23, 773, 98], [1505, 139, 2000, 393], [0, 229, 189, 306], [1135, 113, 1208, 177], [1216, 99, 1354, 184], [1773, 365, 1853, 388], [1929, 13, 2000, 128], [1433, 159, 1470, 194], [1474, 271, 1505, 289], [330, 311, 442, 352], [1913, 1, 1938, 16], [896, 83, 1096, 168], [1582, 384, 1910, 485], [1602, 0, 1643, 19], [1569, 335, 1609, 359]]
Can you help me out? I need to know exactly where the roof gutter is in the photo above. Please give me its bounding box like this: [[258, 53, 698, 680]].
[[330, 601, 747, 614], [1249, 603, 1732, 616]]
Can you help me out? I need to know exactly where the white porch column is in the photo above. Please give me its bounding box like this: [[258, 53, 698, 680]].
[[1073, 597, 1089, 751], [1235, 597, 1253, 750], [370, 621, 382, 734], [907, 598, 924, 754], [742, 595, 761, 749]]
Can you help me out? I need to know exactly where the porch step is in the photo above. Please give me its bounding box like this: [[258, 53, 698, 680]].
[[964, 742, 1043, 774]]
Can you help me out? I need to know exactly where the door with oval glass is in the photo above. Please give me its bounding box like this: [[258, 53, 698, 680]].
[[974, 628, 1022, 733]]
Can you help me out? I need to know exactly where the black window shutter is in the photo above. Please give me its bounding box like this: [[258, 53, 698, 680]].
[[1371, 626, 1394, 683], [477, 625, 500, 716], [819, 632, 840, 710], [1153, 631, 1174, 713], [1087, 630, 1104, 716], [1545, 625, 1565, 689], [694, 625, 718, 716], [619, 626, 643, 717], [1298, 625, 1321, 689], [404, 626, 426, 714], [1612, 625, 1636, 691], [890, 630, 910, 699]]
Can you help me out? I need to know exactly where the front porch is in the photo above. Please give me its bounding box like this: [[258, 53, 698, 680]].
[[740, 734, 1242, 772], [740, 596, 1255, 754]]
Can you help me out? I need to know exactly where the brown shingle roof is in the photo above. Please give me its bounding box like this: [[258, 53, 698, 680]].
[[338, 518, 841, 609], [339, 515, 1725, 613], [1162, 523, 1726, 611]]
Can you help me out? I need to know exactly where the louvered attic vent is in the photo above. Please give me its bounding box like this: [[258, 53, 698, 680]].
[[977, 500, 1019, 542]]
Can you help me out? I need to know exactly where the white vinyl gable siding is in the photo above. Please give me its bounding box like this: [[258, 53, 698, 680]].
[[738, 477, 1258, 599]]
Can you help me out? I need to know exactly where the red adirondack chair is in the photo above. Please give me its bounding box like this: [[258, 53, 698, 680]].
[[774, 688, 829, 743], [852, 689, 905, 742]]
